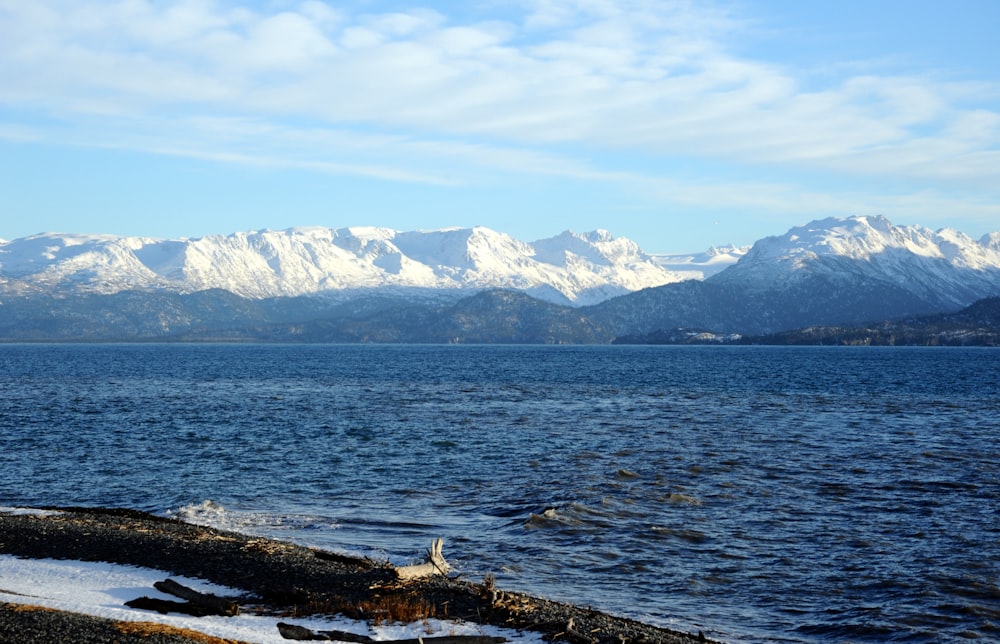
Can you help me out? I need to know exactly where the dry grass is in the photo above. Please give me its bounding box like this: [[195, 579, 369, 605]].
[[290, 591, 439, 625], [9, 603, 60, 613], [356, 593, 438, 625], [114, 620, 251, 643]]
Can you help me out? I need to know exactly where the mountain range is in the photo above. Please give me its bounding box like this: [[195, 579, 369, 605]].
[[2, 215, 999, 343], [0, 226, 714, 305]]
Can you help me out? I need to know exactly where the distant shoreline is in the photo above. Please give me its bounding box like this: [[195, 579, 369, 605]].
[[0, 507, 715, 644]]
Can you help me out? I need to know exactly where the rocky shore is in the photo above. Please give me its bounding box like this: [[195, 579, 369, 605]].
[[0, 508, 715, 644]]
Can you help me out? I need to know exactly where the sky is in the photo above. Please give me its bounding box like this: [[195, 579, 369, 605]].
[[1, 0, 999, 253]]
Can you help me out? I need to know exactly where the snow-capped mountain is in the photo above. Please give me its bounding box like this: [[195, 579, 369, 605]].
[[588, 215, 1000, 337], [0, 226, 689, 306], [650, 245, 749, 279], [4, 215, 999, 342], [711, 215, 1000, 309]]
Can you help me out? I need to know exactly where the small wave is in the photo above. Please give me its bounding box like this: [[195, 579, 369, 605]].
[[166, 500, 341, 538], [0, 506, 63, 517], [524, 502, 635, 531], [168, 499, 229, 525], [525, 507, 574, 529], [666, 493, 702, 505], [650, 526, 710, 544], [525, 504, 604, 530]]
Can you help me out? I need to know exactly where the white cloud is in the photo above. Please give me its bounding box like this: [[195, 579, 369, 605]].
[[243, 11, 337, 67], [298, 0, 342, 27], [0, 0, 997, 213], [635, 173, 1000, 237]]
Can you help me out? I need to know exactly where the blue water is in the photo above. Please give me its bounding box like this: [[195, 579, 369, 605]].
[[1, 344, 998, 642]]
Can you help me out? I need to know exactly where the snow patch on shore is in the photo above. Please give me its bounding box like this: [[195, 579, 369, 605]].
[[0, 555, 543, 644]]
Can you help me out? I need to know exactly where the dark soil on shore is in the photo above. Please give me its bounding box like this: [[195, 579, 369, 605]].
[[0, 507, 716, 644]]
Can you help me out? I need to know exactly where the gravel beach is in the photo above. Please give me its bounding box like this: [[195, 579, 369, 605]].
[[0, 508, 715, 644]]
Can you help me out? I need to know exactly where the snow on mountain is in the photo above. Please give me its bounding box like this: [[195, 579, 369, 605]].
[[982, 231, 1000, 251], [0, 226, 687, 305], [530, 229, 691, 300], [0, 233, 174, 292], [5, 217, 997, 318], [650, 245, 749, 279], [713, 215, 1000, 308]]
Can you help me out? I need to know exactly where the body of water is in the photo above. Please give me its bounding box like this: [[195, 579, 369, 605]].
[[1, 344, 998, 642]]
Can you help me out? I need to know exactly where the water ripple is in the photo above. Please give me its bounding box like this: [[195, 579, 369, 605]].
[[2, 344, 998, 642]]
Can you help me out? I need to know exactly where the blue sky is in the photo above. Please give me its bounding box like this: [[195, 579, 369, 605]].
[[1, 0, 998, 253]]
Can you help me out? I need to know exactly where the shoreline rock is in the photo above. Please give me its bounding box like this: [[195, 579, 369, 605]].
[[0, 507, 716, 644]]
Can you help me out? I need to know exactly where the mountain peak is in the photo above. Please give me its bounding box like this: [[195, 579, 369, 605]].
[[981, 231, 1000, 251], [712, 215, 1000, 309], [742, 215, 952, 264], [531, 229, 647, 267], [570, 229, 615, 244]]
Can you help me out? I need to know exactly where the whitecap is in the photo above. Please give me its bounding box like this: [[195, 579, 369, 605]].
[[0, 506, 63, 517]]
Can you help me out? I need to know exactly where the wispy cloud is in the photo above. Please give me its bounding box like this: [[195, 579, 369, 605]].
[[1, 0, 998, 216]]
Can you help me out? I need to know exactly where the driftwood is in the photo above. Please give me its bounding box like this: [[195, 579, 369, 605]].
[[277, 623, 372, 641], [124, 578, 239, 617], [277, 622, 505, 643], [394, 538, 451, 580], [124, 596, 218, 617], [556, 617, 598, 644], [154, 578, 240, 616]]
